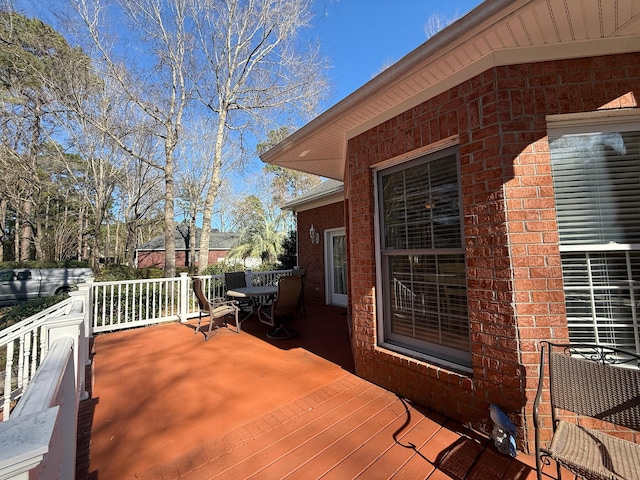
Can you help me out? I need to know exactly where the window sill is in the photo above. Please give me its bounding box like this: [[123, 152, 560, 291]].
[[376, 341, 473, 376]]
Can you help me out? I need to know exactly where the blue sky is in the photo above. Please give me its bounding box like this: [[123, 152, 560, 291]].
[[15, 0, 482, 107], [12, 0, 484, 222], [310, 0, 482, 105]]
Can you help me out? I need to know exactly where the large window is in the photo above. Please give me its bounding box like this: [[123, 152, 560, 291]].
[[549, 125, 640, 353], [376, 146, 470, 367]]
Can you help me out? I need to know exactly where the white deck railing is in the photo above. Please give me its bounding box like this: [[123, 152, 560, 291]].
[[0, 269, 291, 479]]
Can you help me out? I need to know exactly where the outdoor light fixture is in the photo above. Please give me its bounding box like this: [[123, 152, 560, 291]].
[[309, 224, 320, 244]]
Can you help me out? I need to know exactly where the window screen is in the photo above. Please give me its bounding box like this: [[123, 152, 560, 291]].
[[550, 130, 640, 352], [377, 147, 470, 367]]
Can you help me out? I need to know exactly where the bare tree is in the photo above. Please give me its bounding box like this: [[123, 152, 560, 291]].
[[191, 0, 329, 273], [51, 111, 121, 269], [424, 11, 459, 39], [115, 124, 165, 266], [71, 0, 193, 277]]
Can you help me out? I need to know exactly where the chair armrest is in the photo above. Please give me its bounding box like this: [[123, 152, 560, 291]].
[[209, 299, 239, 308]]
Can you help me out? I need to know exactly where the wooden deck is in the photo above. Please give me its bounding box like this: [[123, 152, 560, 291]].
[[77, 303, 568, 480]]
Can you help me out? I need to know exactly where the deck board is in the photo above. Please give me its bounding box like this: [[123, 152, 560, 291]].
[[77, 303, 554, 480]]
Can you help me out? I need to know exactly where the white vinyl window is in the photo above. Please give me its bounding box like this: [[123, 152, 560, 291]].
[[549, 122, 640, 353], [376, 146, 470, 368]]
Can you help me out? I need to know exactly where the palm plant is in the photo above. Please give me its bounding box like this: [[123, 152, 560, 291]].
[[227, 214, 286, 266]]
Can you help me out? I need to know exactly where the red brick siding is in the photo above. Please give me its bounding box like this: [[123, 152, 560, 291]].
[[297, 202, 346, 304], [207, 250, 228, 264], [136, 251, 165, 268], [137, 249, 229, 268], [345, 52, 640, 451]]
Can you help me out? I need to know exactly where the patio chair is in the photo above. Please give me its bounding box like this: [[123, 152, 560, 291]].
[[257, 274, 302, 340], [292, 267, 307, 316], [224, 271, 253, 314], [533, 341, 640, 480], [192, 277, 239, 340]]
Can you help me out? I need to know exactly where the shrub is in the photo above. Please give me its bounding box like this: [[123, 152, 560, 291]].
[[200, 262, 243, 276], [0, 260, 91, 270], [97, 265, 164, 281], [0, 293, 69, 330], [278, 230, 297, 269]]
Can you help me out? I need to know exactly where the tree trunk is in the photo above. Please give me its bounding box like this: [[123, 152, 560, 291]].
[[189, 215, 196, 273], [114, 221, 120, 265], [0, 198, 6, 262], [33, 213, 44, 260], [20, 200, 32, 261], [197, 109, 227, 273], [14, 217, 20, 261], [125, 219, 138, 267], [164, 151, 176, 278], [78, 206, 85, 260], [91, 211, 103, 271]]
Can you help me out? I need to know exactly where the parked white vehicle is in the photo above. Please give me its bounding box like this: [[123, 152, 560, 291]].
[[0, 268, 93, 305]]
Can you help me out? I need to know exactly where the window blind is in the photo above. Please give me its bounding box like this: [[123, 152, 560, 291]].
[[550, 130, 640, 352], [378, 147, 469, 366], [550, 131, 640, 245]]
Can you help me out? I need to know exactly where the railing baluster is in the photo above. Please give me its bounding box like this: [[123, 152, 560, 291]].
[[108, 284, 114, 328], [2, 342, 13, 420], [125, 282, 130, 323], [17, 335, 25, 391], [171, 280, 176, 316], [0, 295, 84, 421], [101, 285, 106, 328], [117, 283, 123, 325], [38, 325, 47, 373], [132, 283, 138, 324], [137, 282, 142, 321], [145, 281, 150, 321]]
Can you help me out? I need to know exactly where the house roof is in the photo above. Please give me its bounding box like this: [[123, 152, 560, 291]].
[[136, 224, 241, 251], [260, 0, 640, 181], [282, 179, 344, 212]]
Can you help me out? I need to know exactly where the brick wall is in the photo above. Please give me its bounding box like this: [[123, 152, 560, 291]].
[[136, 249, 230, 268], [207, 250, 228, 264], [296, 202, 345, 304], [345, 52, 640, 451]]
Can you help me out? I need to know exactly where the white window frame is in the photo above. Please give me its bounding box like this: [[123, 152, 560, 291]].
[[547, 109, 640, 353]]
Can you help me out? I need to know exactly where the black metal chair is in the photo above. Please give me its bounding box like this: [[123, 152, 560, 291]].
[[533, 341, 640, 480], [257, 275, 303, 340], [192, 277, 239, 340]]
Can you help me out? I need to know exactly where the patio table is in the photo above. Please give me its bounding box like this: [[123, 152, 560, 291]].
[[227, 285, 278, 327]]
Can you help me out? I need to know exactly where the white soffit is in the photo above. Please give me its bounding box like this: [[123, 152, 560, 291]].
[[260, 0, 640, 181]]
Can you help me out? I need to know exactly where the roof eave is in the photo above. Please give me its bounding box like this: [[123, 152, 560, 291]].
[[259, 0, 524, 180], [260, 0, 640, 180], [282, 188, 345, 212]]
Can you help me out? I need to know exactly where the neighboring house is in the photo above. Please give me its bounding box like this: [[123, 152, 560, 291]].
[[261, 0, 640, 452], [135, 224, 240, 269], [282, 179, 346, 306]]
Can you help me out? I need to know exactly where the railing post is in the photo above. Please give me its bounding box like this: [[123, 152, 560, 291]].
[[179, 272, 190, 323], [1, 338, 76, 480], [0, 406, 58, 480], [44, 311, 83, 402], [81, 278, 94, 338], [74, 281, 93, 400]]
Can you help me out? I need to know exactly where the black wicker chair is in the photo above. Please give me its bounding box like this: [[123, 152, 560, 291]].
[[533, 341, 640, 480]]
